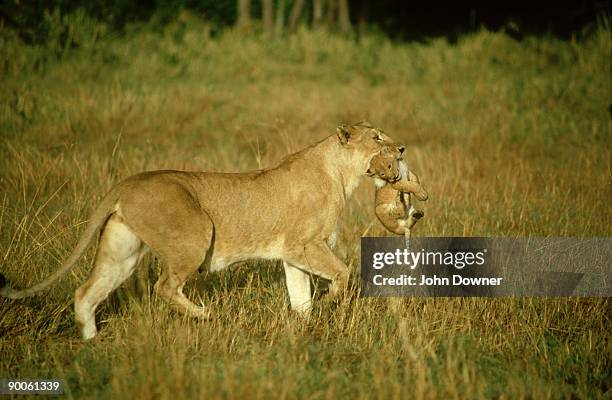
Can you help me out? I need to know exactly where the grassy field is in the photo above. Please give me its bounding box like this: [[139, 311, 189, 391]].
[[0, 14, 611, 399]]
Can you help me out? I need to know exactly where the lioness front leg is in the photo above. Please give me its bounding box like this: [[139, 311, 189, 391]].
[[283, 262, 312, 316], [288, 241, 349, 297]]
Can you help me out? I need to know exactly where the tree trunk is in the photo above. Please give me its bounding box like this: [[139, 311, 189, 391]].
[[357, 0, 368, 36], [337, 0, 351, 33], [236, 0, 250, 27], [275, 0, 285, 37], [289, 0, 306, 32], [325, 0, 336, 30], [313, 0, 324, 28], [262, 0, 273, 35]]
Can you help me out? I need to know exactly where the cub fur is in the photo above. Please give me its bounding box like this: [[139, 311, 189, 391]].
[[367, 147, 428, 235]]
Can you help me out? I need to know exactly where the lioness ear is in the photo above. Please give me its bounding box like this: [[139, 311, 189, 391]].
[[336, 124, 351, 145]]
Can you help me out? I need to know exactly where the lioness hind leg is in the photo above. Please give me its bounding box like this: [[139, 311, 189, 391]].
[[75, 214, 146, 340], [283, 262, 312, 316], [154, 258, 211, 319], [153, 217, 213, 319]]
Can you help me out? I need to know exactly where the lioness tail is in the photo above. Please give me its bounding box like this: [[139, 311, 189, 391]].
[[0, 194, 118, 299]]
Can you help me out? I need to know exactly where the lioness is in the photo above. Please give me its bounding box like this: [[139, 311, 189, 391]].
[[0, 122, 417, 340], [367, 147, 428, 235]]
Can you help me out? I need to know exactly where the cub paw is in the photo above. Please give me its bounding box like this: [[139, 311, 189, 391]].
[[412, 209, 424, 220]]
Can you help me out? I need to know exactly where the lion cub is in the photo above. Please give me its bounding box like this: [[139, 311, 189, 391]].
[[367, 147, 428, 235]]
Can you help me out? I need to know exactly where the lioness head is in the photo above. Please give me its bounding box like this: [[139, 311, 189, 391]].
[[366, 146, 402, 182], [336, 122, 404, 175]]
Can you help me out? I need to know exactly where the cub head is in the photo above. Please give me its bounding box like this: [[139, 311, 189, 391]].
[[335, 122, 404, 174], [366, 146, 402, 182]]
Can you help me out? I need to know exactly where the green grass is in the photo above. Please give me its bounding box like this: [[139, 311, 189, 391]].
[[1, 15, 611, 399]]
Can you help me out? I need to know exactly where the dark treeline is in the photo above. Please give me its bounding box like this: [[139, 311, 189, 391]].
[[1, 0, 609, 44]]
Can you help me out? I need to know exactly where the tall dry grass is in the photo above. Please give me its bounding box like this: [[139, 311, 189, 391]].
[[0, 15, 610, 399]]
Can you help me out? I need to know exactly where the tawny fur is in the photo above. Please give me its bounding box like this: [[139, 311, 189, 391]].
[[0, 122, 402, 339], [367, 148, 428, 235]]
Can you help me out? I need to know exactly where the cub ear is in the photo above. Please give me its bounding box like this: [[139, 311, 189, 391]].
[[336, 124, 351, 145]]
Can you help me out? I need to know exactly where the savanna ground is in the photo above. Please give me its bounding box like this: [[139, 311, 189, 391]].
[[0, 13, 611, 399]]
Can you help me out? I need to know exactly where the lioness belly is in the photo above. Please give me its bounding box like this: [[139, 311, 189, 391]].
[[208, 237, 287, 272]]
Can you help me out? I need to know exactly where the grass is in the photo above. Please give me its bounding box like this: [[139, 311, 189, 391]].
[[0, 14, 611, 399]]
